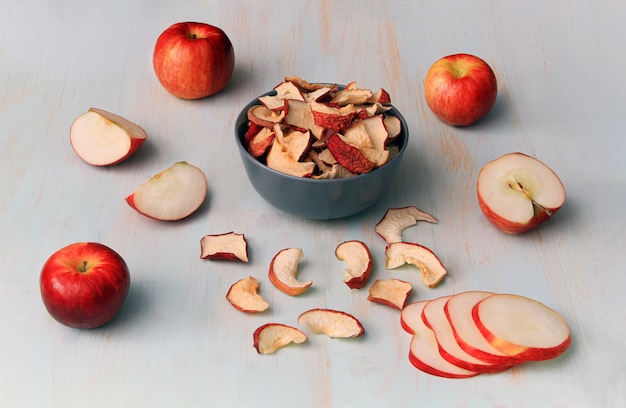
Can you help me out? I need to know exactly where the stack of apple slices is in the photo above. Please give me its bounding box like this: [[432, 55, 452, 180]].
[[400, 291, 571, 378]]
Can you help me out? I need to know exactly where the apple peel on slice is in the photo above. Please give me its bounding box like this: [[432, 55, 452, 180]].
[[298, 308, 364, 338], [125, 161, 207, 221], [385, 242, 447, 288], [375, 206, 438, 244], [335, 240, 372, 289], [200, 232, 248, 262], [367, 278, 412, 310], [268, 248, 312, 296], [226, 276, 269, 313], [253, 323, 308, 354], [70, 108, 147, 166]]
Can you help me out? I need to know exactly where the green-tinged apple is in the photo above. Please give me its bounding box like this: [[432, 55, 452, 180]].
[[477, 152, 566, 234], [153, 22, 235, 99], [424, 53, 497, 126], [40, 242, 130, 329]]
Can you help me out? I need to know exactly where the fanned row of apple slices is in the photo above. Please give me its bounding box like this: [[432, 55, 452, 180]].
[[400, 291, 571, 378]]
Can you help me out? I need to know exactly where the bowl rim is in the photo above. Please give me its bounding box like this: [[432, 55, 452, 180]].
[[234, 87, 409, 184]]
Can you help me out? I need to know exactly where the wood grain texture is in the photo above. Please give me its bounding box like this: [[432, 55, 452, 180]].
[[1, 0, 625, 407]]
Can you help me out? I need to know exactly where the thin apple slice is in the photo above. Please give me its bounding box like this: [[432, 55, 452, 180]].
[[325, 130, 376, 174], [367, 278, 412, 310], [422, 295, 510, 373], [472, 294, 571, 361], [402, 301, 480, 379], [285, 99, 325, 140], [310, 100, 358, 133], [226, 276, 269, 313], [385, 242, 447, 288], [342, 115, 390, 167], [247, 105, 285, 128], [265, 138, 316, 178], [200, 232, 248, 262], [477, 152, 566, 234], [247, 127, 275, 158], [268, 248, 312, 296], [125, 161, 207, 221], [297, 308, 364, 338], [253, 323, 308, 354], [70, 107, 147, 166], [335, 240, 372, 289], [444, 291, 522, 366], [375, 206, 438, 244]]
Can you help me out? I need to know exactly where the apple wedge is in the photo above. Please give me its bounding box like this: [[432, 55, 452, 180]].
[[70, 107, 147, 166], [477, 152, 566, 234], [253, 323, 308, 354], [200, 232, 248, 262], [401, 301, 480, 379], [125, 161, 207, 221], [375, 206, 438, 244], [385, 242, 447, 288], [226, 276, 269, 313], [335, 240, 372, 289], [297, 308, 364, 338], [367, 278, 413, 310], [472, 293, 571, 361], [268, 248, 312, 296]]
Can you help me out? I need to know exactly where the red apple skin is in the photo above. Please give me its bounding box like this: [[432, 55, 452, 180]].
[[40, 242, 130, 329], [477, 194, 556, 234], [424, 53, 497, 126], [153, 22, 235, 99]]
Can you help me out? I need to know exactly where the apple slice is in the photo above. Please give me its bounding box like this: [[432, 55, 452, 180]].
[[70, 107, 147, 166], [125, 161, 207, 221], [401, 301, 480, 379], [375, 206, 438, 244], [385, 242, 447, 288], [444, 291, 522, 366], [422, 295, 510, 373], [253, 323, 308, 354], [247, 127, 275, 159], [268, 248, 312, 296], [477, 152, 566, 234], [472, 294, 571, 361], [335, 240, 372, 289], [325, 130, 376, 174], [367, 278, 412, 310], [226, 276, 269, 313], [200, 232, 248, 262], [297, 308, 364, 338]]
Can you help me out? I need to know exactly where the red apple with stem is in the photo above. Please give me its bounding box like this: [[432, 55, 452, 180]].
[[424, 53, 497, 126], [40, 242, 130, 329], [153, 22, 235, 99]]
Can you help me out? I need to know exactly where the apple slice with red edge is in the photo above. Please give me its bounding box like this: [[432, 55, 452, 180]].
[[367, 278, 412, 310], [401, 301, 480, 379], [253, 323, 308, 354], [477, 152, 566, 234], [226, 276, 269, 313], [472, 293, 571, 361], [298, 308, 364, 338], [268, 248, 312, 296], [126, 161, 207, 221], [335, 240, 372, 289], [375, 206, 438, 244], [70, 108, 147, 166], [200, 232, 248, 262], [385, 242, 447, 288]]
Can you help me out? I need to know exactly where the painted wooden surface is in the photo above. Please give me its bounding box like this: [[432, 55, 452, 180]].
[[1, 1, 625, 407]]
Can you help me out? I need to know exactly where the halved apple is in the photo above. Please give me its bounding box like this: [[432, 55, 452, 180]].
[[200, 232, 248, 262], [125, 161, 207, 221], [335, 240, 372, 289], [226, 276, 269, 313], [70, 107, 147, 166], [367, 278, 412, 310], [385, 242, 447, 288], [253, 323, 308, 354], [268, 248, 312, 296], [297, 308, 364, 338]]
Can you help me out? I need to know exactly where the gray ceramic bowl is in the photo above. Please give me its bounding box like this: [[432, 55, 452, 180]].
[[234, 90, 409, 220]]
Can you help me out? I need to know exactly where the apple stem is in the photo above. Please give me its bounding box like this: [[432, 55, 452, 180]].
[[79, 260, 88, 273]]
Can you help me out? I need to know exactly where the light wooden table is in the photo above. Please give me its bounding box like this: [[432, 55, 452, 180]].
[[1, 1, 624, 407]]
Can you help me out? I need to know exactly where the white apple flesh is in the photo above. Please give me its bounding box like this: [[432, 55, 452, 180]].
[[297, 308, 364, 338], [253, 323, 308, 354], [267, 247, 312, 296]]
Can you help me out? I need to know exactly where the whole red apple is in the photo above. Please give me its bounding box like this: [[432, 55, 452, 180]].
[[424, 53, 497, 126], [153, 22, 235, 99], [40, 242, 130, 329]]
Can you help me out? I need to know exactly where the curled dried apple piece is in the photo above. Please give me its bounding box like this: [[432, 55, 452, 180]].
[[375, 206, 438, 244], [226, 276, 269, 313], [247, 127, 275, 158], [266, 139, 316, 178], [253, 323, 308, 354], [325, 130, 376, 174], [367, 278, 413, 310], [200, 232, 248, 262], [385, 242, 447, 288], [268, 248, 312, 296], [247, 105, 285, 128], [298, 308, 364, 338], [335, 240, 372, 289]]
